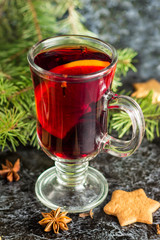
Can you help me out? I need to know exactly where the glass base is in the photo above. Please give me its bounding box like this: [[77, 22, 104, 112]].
[[35, 166, 108, 213]]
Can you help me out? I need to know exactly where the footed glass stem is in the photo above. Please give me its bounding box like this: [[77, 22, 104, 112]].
[[35, 161, 108, 213]]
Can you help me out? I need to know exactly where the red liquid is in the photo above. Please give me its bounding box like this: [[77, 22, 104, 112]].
[[32, 46, 116, 159]]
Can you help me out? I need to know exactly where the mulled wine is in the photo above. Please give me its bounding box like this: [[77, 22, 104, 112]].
[[32, 46, 115, 159]]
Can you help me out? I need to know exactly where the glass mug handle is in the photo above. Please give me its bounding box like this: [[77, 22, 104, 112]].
[[103, 91, 145, 157]]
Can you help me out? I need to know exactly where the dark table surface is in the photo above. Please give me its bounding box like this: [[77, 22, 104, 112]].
[[1, 0, 160, 239], [0, 137, 160, 240]]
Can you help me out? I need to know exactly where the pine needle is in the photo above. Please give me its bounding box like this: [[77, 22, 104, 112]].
[[109, 92, 160, 141]]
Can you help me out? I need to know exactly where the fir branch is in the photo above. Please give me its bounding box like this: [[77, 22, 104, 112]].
[[0, 78, 17, 105], [8, 86, 33, 100], [27, 118, 38, 147], [117, 48, 137, 75], [145, 114, 160, 120], [9, 47, 30, 61], [112, 48, 138, 92], [68, 5, 80, 34], [0, 71, 12, 79], [27, 0, 42, 41], [54, 0, 96, 36], [0, 108, 29, 151], [0, 42, 31, 63], [109, 92, 160, 141]]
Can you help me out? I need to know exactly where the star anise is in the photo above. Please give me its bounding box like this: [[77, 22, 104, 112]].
[[38, 207, 72, 234], [0, 159, 20, 182]]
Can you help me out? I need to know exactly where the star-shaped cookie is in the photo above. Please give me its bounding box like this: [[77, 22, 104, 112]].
[[132, 78, 160, 104], [104, 189, 160, 226]]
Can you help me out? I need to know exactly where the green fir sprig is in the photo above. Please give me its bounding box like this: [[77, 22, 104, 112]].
[[112, 48, 138, 92], [0, 108, 28, 151], [0, 0, 159, 151], [53, 0, 96, 36], [110, 91, 160, 141]]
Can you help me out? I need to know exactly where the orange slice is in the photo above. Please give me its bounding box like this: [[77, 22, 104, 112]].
[[50, 59, 110, 75], [35, 81, 92, 139], [35, 60, 111, 139]]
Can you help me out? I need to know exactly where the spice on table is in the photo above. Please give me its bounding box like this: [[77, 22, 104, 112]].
[[157, 224, 160, 234], [79, 209, 94, 219], [0, 158, 20, 182], [38, 207, 72, 234], [89, 209, 94, 219]]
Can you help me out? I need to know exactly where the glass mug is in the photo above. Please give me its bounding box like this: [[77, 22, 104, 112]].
[[28, 35, 145, 213]]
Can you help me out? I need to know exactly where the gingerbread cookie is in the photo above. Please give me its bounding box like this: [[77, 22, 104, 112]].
[[104, 189, 160, 226], [132, 78, 160, 104]]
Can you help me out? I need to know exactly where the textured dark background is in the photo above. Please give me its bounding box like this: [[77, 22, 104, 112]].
[[0, 0, 160, 239], [0, 139, 160, 240], [82, 0, 160, 83]]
